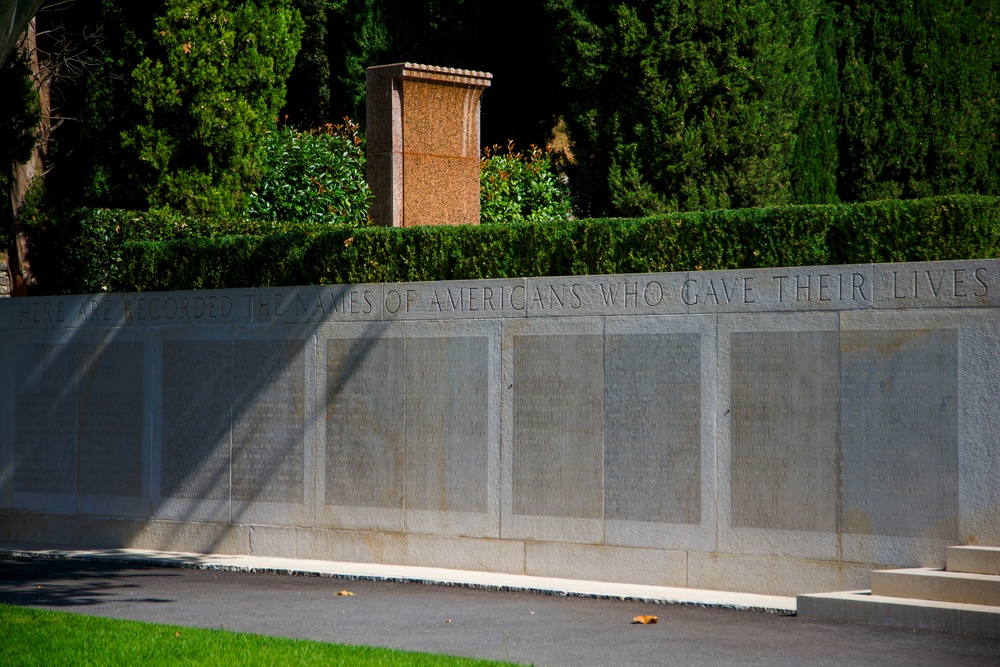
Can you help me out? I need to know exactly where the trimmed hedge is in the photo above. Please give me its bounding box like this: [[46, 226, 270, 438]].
[[26, 195, 1000, 294]]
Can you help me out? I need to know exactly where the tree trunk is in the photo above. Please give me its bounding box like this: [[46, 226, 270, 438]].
[[8, 17, 49, 296]]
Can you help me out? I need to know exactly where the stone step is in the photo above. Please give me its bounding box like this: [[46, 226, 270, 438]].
[[871, 568, 1000, 606], [797, 590, 1000, 637], [947, 546, 1000, 575]]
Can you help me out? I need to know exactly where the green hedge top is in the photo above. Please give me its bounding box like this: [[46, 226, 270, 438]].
[[26, 195, 1000, 295]]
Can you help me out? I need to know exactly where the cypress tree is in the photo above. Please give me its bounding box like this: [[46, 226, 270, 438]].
[[326, 0, 562, 147], [547, 0, 821, 216], [284, 0, 333, 129], [836, 0, 1000, 201], [790, 2, 839, 204]]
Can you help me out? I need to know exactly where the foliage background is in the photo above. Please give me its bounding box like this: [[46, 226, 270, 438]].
[[12, 1, 997, 220], [546, 0, 820, 216], [5, 0, 1000, 296]]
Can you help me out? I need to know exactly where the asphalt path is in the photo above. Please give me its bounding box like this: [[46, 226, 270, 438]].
[[1, 556, 998, 666]]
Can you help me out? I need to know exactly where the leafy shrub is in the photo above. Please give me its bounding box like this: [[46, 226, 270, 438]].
[[480, 142, 572, 223], [244, 119, 371, 225], [25, 195, 1000, 294], [21, 207, 332, 294]]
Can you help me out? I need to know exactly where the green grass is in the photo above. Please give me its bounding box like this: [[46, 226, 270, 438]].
[[0, 604, 521, 666]]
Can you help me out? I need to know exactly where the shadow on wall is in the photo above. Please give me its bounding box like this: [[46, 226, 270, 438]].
[[0, 285, 392, 558]]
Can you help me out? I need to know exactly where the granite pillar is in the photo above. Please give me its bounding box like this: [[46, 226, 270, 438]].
[[366, 62, 492, 227]]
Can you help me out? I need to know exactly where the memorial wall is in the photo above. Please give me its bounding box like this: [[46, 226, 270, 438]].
[[1, 259, 998, 596]]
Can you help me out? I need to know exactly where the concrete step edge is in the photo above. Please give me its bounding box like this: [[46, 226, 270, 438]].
[[874, 567, 1000, 582], [947, 546, 1000, 576], [797, 590, 1000, 637], [800, 590, 1000, 613], [871, 568, 1000, 606]]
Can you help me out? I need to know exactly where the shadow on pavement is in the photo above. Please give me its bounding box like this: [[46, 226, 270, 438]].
[[0, 556, 176, 608]]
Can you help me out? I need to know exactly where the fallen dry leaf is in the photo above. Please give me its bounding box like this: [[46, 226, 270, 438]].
[[175, 631, 182, 637], [336, 590, 355, 596], [632, 615, 658, 625]]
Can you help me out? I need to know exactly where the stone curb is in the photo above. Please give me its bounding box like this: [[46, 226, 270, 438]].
[[0, 543, 796, 614]]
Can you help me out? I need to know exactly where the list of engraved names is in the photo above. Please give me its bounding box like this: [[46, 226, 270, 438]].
[[605, 333, 701, 523], [730, 331, 839, 531]]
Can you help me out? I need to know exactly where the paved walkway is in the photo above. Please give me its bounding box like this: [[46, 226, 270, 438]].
[[2, 544, 999, 666], [0, 543, 796, 612]]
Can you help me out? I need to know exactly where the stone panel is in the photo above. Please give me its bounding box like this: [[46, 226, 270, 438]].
[[13, 344, 75, 494], [232, 340, 305, 503], [604, 332, 701, 523], [366, 63, 490, 227], [513, 333, 604, 518], [688, 552, 871, 597], [402, 154, 480, 227], [161, 340, 231, 500], [729, 330, 839, 531], [403, 336, 488, 512], [382, 534, 524, 574], [840, 329, 959, 540], [76, 342, 144, 497], [326, 337, 404, 508]]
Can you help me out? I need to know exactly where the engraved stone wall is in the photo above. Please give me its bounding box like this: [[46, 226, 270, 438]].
[[77, 342, 144, 497], [404, 336, 488, 513], [162, 340, 231, 500], [1, 259, 998, 597], [232, 340, 305, 503], [13, 344, 75, 494]]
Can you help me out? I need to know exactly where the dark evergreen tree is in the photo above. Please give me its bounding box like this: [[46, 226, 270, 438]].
[[284, 0, 332, 128], [836, 0, 1000, 201], [790, 1, 839, 204], [38, 0, 159, 211], [546, 0, 821, 216], [0, 48, 40, 188], [324, 0, 563, 148], [0, 46, 40, 247]]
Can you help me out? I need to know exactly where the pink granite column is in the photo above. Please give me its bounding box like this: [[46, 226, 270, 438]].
[[366, 63, 492, 227]]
